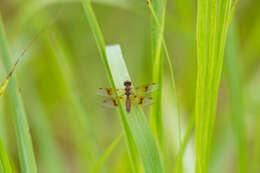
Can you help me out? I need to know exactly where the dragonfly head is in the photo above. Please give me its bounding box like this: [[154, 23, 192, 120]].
[[124, 80, 132, 87]]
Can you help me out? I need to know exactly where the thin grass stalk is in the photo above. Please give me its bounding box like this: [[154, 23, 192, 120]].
[[149, 0, 165, 150], [91, 134, 123, 173], [146, 2, 184, 171], [0, 14, 37, 173], [195, 0, 208, 171]]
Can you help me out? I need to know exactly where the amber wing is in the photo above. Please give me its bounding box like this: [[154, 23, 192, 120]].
[[102, 96, 126, 108], [134, 83, 158, 95], [131, 94, 153, 107], [97, 88, 125, 97]]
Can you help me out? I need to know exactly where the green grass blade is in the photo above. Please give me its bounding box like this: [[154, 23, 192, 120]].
[[225, 22, 248, 173], [0, 14, 37, 173], [149, 0, 165, 151], [0, 138, 12, 173], [195, 0, 236, 172], [91, 134, 123, 173], [106, 45, 164, 173]]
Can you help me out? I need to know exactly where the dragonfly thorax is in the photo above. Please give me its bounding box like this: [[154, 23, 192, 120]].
[[124, 80, 132, 87]]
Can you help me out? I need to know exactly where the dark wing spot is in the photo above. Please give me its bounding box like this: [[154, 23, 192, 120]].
[[106, 88, 113, 96], [112, 99, 119, 106], [144, 85, 149, 92], [138, 97, 144, 105]]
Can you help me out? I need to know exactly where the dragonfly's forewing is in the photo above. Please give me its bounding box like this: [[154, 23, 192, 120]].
[[97, 88, 124, 97], [134, 83, 158, 95]]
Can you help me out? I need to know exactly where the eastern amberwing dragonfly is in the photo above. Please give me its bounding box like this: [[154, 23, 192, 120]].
[[97, 80, 158, 113]]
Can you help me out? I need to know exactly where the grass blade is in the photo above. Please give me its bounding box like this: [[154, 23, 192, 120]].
[[195, 0, 237, 172], [106, 45, 164, 173], [0, 14, 37, 173], [149, 0, 165, 151], [91, 134, 123, 173], [146, 1, 183, 171]]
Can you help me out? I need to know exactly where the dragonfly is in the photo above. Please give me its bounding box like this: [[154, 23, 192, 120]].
[[97, 80, 158, 113]]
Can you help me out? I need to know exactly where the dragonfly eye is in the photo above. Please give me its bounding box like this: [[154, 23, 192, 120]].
[[124, 80, 131, 87]]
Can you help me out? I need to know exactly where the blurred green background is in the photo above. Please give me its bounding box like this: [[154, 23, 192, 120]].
[[0, 0, 259, 172]]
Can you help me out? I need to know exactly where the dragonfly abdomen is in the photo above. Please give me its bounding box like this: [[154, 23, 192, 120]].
[[126, 97, 131, 113]]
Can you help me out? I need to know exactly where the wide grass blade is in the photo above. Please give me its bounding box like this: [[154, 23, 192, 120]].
[[0, 14, 37, 173], [106, 45, 164, 173], [195, 0, 237, 172]]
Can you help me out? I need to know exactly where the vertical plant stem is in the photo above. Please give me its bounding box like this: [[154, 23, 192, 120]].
[[0, 14, 37, 173], [90, 134, 123, 173], [146, 2, 184, 171], [150, 0, 165, 150]]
